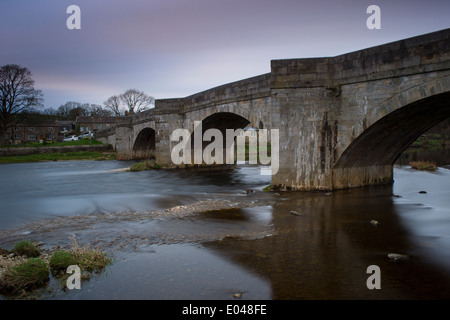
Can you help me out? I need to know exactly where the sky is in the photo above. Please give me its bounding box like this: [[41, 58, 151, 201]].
[[1, 0, 449, 109]]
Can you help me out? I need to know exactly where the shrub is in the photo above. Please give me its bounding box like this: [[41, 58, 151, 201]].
[[49, 251, 77, 272], [12, 241, 40, 258], [410, 161, 437, 171], [0, 258, 49, 293]]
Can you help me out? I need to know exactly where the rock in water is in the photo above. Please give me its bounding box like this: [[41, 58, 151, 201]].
[[233, 292, 245, 299], [387, 253, 409, 261]]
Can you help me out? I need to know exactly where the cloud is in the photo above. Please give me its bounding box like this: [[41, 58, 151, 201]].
[[1, 0, 449, 108]]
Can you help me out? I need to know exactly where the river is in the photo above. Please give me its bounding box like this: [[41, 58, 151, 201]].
[[0, 150, 449, 300]]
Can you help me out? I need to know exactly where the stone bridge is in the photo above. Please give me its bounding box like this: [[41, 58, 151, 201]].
[[97, 28, 450, 191]]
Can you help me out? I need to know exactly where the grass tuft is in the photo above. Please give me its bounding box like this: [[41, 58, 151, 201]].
[[0, 239, 114, 297], [410, 161, 437, 171], [129, 160, 161, 172], [0, 258, 49, 294], [12, 241, 40, 258], [68, 239, 113, 272], [49, 251, 77, 272]]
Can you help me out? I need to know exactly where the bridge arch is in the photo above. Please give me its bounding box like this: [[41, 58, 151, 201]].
[[333, 76, 450, 189], [198, 111, 251, 135], [132, 127, 156, 160], [186, 111, 252, 165]]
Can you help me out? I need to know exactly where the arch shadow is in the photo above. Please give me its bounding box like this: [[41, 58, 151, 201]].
[[133, 128, 156, 160], [188, 112, 251, 165]]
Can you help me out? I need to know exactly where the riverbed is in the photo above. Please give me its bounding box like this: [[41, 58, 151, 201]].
[[0, 156, 449, 299]]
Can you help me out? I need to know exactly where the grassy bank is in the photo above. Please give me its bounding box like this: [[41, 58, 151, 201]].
[[1, 138, 103, 148], [0, 151, 116, 163], [410, 133, 448, 149]]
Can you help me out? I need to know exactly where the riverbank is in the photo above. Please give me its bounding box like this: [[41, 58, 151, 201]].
[[0, 151, 116, 163], [0, 144, 113, 157], [0, 139, 115, 163]]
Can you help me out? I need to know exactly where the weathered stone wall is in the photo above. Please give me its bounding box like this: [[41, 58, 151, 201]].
[[95, 126, 116, 147], [270, 28, 450, 190]]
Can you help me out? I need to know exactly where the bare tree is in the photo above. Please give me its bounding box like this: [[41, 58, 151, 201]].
[[0, 64, 43, 145], [119, 89, 154, 114], [83, 103, 113, 117], [56, 101, 88, 120], [103, 95, 123, 116]]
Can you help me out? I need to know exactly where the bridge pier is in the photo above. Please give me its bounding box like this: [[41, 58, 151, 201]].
[[114, 118, 133, 160], [270, 85, 339, 190], [332, 165, 394, 190]]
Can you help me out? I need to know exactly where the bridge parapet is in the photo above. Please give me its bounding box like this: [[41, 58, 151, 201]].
[[182, 73, 272, 112], [271, 28, 450, 91]]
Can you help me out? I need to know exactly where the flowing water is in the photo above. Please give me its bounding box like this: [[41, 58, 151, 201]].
[[0, 151, 449, 300]]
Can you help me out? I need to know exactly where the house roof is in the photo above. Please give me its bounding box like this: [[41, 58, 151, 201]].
[[75, 116, 117, 124], [17, 120, 58, 127]]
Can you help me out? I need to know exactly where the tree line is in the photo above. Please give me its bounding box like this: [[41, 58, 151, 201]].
[[0, 64, 154, 144]]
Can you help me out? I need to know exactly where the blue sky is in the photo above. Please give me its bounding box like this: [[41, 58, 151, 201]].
[[1, 0, 449, 109]]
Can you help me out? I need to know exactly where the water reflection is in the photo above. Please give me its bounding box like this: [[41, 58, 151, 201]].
[[204, 182, 450, 299], [44, 244, 272, 300]]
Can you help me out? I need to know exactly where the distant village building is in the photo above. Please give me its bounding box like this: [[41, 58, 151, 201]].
[[5, 121, 59, 144], [75, 116, 116, 133], [4, 116, 119, 144]]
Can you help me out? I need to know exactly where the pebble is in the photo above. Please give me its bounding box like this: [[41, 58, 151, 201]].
[[370, 220, 381, 226]]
